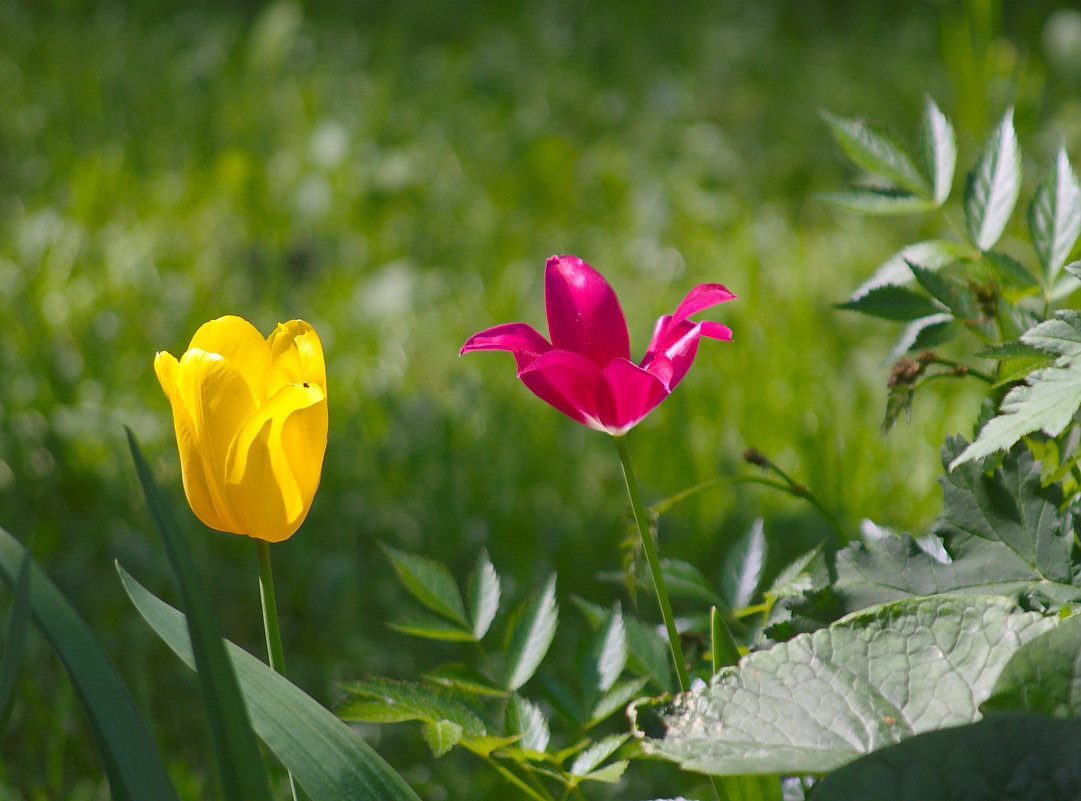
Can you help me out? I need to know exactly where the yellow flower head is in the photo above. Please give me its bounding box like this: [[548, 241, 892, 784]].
[[154, 316, 328, 543]]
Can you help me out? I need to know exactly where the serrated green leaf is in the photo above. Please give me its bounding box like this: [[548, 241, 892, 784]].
[[0, 531, 180, 801], [823, 112, 929, 196], [126, 431, 273, 801], [975, 341, 1051, 360], [634, 596, 1055, 775], [387, 615, 475, 642], [982, 613, 1081, 717], [895, 314, 957, 357], [821, 187, 937, 215], [590, 676, 648, 723], [570, 733, 629, 776], [118, 566, 420, 801], [964, 108, 1021, 250], [579, 760, 629, 784], [504, 693, 549, 753], [1028, 146, 1081, 285], [0, 540, 32, 740], [504, 575, 558, 691], [589, 604, 627, 693], [919, 96, 956, 205], [623, 614, 672, 691], [837, 285, 943, 321], [812, 714, 1081, 801], [423, 663, 506, 697], [721, 519, 766, 610], [467, 550, 500, 640], [952, 311, 1081, 467], [658, 559, 723, 605], [462, 734, 520, 757], [907, 260, 977, 318], [851, 239, 968, 299], [764, 547, 822, 602], [421, 720, 463, 757], [338, 677, 488, 737], [382, 545, 467, 627], [981, 250, 1038, 288]]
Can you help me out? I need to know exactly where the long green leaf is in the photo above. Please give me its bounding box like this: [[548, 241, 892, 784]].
[[466, 550, 501, 640], [119, 566, 422, 800], [504, 574, 558, 691], [0, 528, 179, 801], [964, 107, 1021, 251], [821, 187, 936, 215], [823, 112, 929, 196], [1028, 146, 1081, 285], [836, 284, 943, 321], [919, 96, 956, 205], [126, 429, 273, 801], [0, 540, 32, 739]]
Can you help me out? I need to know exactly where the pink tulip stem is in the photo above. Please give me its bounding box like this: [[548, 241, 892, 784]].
[[614, 434, 691, 693], [256, 540, 299, 801]]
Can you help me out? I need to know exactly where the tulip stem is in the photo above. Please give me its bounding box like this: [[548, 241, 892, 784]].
[[256, 540, 299, 801], [614, 434, 691, 693]]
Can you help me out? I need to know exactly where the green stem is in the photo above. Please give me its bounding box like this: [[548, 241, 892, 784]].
[[614, 434, 691, 693], [256, 540, 298, 801]]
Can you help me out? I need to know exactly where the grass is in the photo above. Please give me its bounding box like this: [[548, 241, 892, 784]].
[[0, 0, 1075, 798]]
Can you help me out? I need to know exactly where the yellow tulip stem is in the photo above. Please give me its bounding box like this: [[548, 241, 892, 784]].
[[256, 540, 299, 801], [613, 434, 691, 693]]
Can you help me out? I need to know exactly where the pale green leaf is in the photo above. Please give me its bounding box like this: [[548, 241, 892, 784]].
[[951, 311, 1081, 467], [590, 604, 627, 693], [850, 239, 968, 298], [570, 733, 629, 776], [0, 531, 180, 801], [423, 663, 506, 697], [118, 566, 420, 801], [982, 613, 1081, 717], [821, 187, 936, 215], [421, 720, 463, 758], [382, 545, 467, 626], [1028, 146, 1081, 285], [338, 677, 488, 737], [919, 96, 956, 205], [504, 574, 558, 691], [721, 518, 767, 609], [504, 693, 549, 753], [577, 760, 628, 784], [823, 112, 929, 196], [590, 676, 648, 723], [467, 550, 501, 640], [635, 596, 1055, 775], [387, 615, 475, 642], [964, 108, 1021, 250]]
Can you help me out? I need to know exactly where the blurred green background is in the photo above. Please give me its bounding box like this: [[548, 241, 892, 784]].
[[2, 0, 1081, 798]]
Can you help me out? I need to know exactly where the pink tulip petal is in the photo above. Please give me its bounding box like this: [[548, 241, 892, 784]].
[[700, 320, 734, 341], [519, 349, 605, 429], [460, 323, 553, 372], [544, 255, 630, 367], [669, 283, 737, 328], [597, 358, 671, 434]]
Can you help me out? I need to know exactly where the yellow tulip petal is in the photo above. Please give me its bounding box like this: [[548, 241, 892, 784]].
[[225, 382, 327, 542], [154, 351, 229, 532], [267, 320, 327, 396], [177, 348, 258, 534], [188, 315, 271, 401]]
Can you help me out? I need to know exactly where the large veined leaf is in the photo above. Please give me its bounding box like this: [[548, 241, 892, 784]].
[[632, 596, 1055, 776], [964, 108, 1021, 251], [823, 112, 929, 196], [1028, 146, 1081, 286], [982, 613, 1081, 718], [775, 439, 1081, 633], [119, 567, 422, 801], [126, 431, 272, 801], [0, 530, 180, 801], [951, 311, 1081, 468], [919, 96, 957, 206], [811, 714, 1081, 801]]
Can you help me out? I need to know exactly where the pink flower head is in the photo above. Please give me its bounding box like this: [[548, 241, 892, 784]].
[[461, 255, 735, 435]]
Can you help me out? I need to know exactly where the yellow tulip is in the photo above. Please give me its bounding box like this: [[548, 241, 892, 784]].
[[154, 315, 328, 543]]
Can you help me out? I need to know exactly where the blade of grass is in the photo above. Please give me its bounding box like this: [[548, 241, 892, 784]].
[[125, 428, 273, 801], [0, 539, 32, 739], [0, 528, 179, 801], [118, 564, 423, 801]]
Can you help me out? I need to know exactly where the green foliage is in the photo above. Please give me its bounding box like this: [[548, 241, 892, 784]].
[[982, 613, 1081, 718], [0, 539, 31, 740], [811, 714, 1081, 801], [964, 109, 1021, 251], [119, 567, 421, 801], [0, 529, 179, 801], [633, 596, 1055, 775]]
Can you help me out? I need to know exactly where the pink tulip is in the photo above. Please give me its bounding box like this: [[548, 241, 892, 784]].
[[461, 254, 735, 435]]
